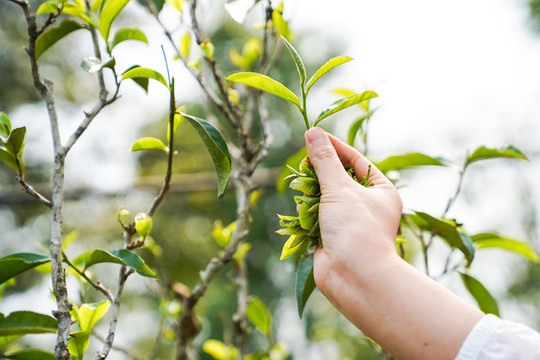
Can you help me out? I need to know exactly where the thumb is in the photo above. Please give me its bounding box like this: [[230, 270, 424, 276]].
[[305, 127, 350, 189]]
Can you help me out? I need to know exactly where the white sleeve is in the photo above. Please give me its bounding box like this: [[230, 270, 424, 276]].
[[455, 314, 540, 360]]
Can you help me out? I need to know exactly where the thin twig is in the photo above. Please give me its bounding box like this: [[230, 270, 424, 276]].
[[95, 266, 134, 360], [93, 331, 147, 360], [63, 252, 114, 302], [147, 79, 176, 217], [16, 175, 52, 208]]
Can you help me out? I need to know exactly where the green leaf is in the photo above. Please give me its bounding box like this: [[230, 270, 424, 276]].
[[0, 112, 11, 138], [3, 349, 56, 360], [412, 212, 475, 264], [377, 153, 448, 173], [0, 148, 18, 173], [80, 56, 116, 74], [314, 91, 378, 126], [460, 273, 499, 316], [0, 311, 57, 336], [122, 66, 149, 92], [82, 249, 158, 278], [6, 127, 26, 156], [130, 137, 168, 153], [121, 67, 170, 90], [247, 297, 272, 335], [276, 147, 307, 194], [330, 87, 356, 98], [68, 330, 90, 360], [471, 233, 539, 263], [135, 213, 152, 240], [281, 36, 306, 85], [466, 145, 528, 166], [233, 243, 251, 263], [111, 27, 148, 50], [35, 19, 85, 59], [202, 339, 238, 360], [0, 334, 23, 349], [226, 72, 301, 108], [347, 114, 369, 146], [296, 256, 316, 318], [91, 0, 106, 11], [0, 253, 50, 285], [37, 3, 97, 26], [181, 113, 231, 199], [98, 0, 131, 41], [307, 56, 353, 93], [212, 220, 236, 248], [71, 300, 110, 332]]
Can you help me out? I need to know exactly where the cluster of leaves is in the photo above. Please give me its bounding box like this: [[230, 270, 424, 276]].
[[0, 113, 25, 175]]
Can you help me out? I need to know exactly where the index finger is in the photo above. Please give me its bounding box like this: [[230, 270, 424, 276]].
[[326, 134, 390, 187]]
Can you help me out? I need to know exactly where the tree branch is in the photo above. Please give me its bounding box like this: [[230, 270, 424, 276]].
[[16, 175, 52, 208], [95, 266, 134, 360]]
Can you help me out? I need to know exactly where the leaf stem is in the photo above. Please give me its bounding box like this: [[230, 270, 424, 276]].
[[301, 87, 310, 130]]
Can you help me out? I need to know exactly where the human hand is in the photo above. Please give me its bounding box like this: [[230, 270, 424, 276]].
[[304, 127, 402, 302]]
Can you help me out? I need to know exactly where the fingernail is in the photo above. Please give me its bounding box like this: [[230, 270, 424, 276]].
[[306, 127, 325, 144]]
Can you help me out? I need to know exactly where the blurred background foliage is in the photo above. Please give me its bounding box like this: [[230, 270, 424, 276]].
[[1, 0, 540, 359]]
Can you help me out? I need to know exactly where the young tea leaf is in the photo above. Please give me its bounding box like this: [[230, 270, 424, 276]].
[[276, 147, 307, 194], [111, 27, 149, 50], [68, 330, 90, 360], [0, 253, 50, 285], [135, 213, 152, 240], [466, 145, 528, 166], [122, 65, 149, 92], [347, 114, 369, 146], [0, 148, 18, 173], [247, 297, 272, 335], [314, 91, 378, 126], [471, 233, 539, 263], [202, 339, 238, 360], [377, 153, 448, 173], [98, 0, 131, 41], [460, 273, 499, 316], [121, 67, 170, 90], [226, 72, 301, 108], [130, 137, 168, 153], [296, 256, 316, 318], [0, 112, 12, 138], [306, 56, 353, 93], [281, 36, 306, 85], [181, 113, 231, 198], [5, 127, 26, 156], [73, 300, 110, 332]]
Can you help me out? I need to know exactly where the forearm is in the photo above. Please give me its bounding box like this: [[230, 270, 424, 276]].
[[321, 254, 484, 360]]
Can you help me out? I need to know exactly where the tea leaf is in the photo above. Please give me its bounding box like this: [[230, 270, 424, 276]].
[[111, 27, 148, 50], [377, 153, 447, 173], [471, 233, 539, 262], [466, 146, 527, 166], [121, 67, 170, 90], [130, 137, 168, 153], [247, 297, 272, 334], [226, 72, 301, 108], [0, 253, 50, 285], [460, 273, 499, 316], [281, 36, 306, 85], [314, 91, 378, 126], [296, 256, 315, 318], [182, 113, 231, 198], [307, 56, 353, 93], [98, 0, 131, 41], [0, 311, 57, 336]]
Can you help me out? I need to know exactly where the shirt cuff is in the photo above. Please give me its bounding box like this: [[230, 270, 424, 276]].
[[454, 314, 501, 360]]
